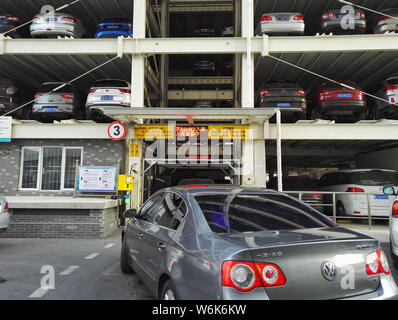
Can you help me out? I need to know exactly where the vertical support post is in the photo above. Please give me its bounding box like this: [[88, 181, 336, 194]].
[[276, 109, 283, 192], [241, 0, 254, 108], [129, 139, 144, 210], [160, 0, 169, 108], [131, 0, 146, 108], [233, 0, 241, 109]]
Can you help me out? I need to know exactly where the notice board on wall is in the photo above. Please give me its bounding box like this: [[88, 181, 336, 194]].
[[74, 166, 118, 197]]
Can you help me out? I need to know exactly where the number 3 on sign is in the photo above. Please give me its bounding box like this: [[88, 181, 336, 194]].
[[108, 122, 127, 141]]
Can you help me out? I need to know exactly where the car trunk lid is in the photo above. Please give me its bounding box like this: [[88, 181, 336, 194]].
[[219, 227, 381, 299]]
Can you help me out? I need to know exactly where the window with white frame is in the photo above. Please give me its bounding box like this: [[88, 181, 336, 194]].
[[20, 146, 83, 191]]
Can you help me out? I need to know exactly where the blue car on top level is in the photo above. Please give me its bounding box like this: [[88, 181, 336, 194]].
[[95, 17, 133, 38]]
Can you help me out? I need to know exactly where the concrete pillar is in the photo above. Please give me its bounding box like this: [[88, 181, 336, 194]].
[[241, 0, 254, 108], [160, 0, 169, 108]]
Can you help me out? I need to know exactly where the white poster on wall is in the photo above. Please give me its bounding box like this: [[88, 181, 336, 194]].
[[77, 167, 117, 192], [0, 117, 12, 143]]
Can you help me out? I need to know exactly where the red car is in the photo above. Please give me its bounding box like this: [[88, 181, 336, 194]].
[[309, 80, 367, 122]]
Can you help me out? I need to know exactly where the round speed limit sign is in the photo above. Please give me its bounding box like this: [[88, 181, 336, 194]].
[[108, 122, 127, 141]]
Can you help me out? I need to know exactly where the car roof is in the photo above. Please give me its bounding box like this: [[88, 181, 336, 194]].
[[323, 169, 397, 174], [162, 185, 281, 195]]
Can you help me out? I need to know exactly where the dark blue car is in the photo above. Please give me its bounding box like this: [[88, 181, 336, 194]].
[[95, 17, 132, 38]]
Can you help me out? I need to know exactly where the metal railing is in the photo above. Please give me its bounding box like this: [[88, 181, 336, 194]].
[[284, 191, 392, 230]]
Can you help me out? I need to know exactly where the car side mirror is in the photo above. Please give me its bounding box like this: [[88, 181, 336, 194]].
[[383, 185, 396, 196], [123, 209, 137, 219]]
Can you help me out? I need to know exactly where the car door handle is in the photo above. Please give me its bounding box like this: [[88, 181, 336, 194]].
[[157, 242, 167, 250]]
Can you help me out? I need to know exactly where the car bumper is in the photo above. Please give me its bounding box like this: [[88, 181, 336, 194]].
[[374, 23, 398, 34], [30, 25, 75, 37], [95, 31, 132, 38], [319, 100, 365, 114], [0, 211, 10, 232], [321, 20, 366, 33], [258, 22, 305, 35]]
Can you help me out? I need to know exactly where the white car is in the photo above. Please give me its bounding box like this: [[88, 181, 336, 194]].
[[255, 12, 305, 36], [0, 196, 9, 232], [383, 186, 398, 268], [30, 11, 85, 38], [221, 26, 233, 37], [318, 169, 398, 217]]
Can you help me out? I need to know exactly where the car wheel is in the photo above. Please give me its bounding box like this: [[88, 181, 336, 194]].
[[367, 105, 380, 120], [120, 238, 134, 274], [355, 111, 366, 122], [337, 202, 346, 216], [310, 108, 321, 120], [161, 279, 178, 300]]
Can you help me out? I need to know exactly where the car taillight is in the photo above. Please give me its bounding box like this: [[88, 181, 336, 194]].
[[119, 89, 131, 93], [261, 15, 273, 22], [61, 17, 76, 23], [297, 90, 305, 95], [384, 86, 398, 92], [378, 16, 390, 22], [35, 94, 44, 99], [346, 187, 365, 192], [89, 89, 97, 93], [222, 261, 285, 292], [355, 11, 365, 18], [61, 94, 74, 100], [260, 90, 270, 95], [293, 15, 304, 21], [194, 29, 200, 33], [210, 29, 215, 33], [366, 250, 390, 275], [3, 202, 8, 213], [393, 200, 398, 217], [5, 16, 20, 23], [322, 12, 335, 19], [128, 23, 132, 28]]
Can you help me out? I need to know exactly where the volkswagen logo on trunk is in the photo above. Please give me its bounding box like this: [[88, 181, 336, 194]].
[[321, 260, 337, 281]]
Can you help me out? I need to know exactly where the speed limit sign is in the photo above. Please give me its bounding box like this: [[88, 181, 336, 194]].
[[108, 122, 126, 140]]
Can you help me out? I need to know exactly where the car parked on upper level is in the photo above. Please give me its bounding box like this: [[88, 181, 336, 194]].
[[221, 60, 233, 76], [0, 14, 21, 37], [372, 8, 398, 34], [30, 11, 85, 38], [319, 9, 366, 35], [368, 77, 398, 120], [193, 27, 216, 37], [193, 60, 216, 76], [86, 79, 131, 121], [308, 80, 366, 122], [121, 185, 398, 300], [0, 196, 9, 233], [255, 12, 305, 36], [31, 82, 84, 122], [255, 81, 307, 122], [193, 101, 215, 108], [382, 186, 398, 268], [0, 78, 30, 119], [95, 17, 133, 38]]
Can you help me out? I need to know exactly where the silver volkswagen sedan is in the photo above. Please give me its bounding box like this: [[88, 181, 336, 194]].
[[383, 186, 398, 269], [121, 185, 398, 300], [30, 11, 85, 38], [255, 12, 305, 36], [0, 196, 10, 233]]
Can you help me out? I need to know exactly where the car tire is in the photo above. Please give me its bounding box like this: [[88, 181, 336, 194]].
[[367, 105, 380, 120], [337, 202, 346, 216], [161, 279, 179, 300], [309, 108, 321, 120], [355, 111, 366, 122], [120, 238, 134, 274]]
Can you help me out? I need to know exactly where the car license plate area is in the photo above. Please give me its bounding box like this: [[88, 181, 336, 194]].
[[338, 93, 352, 98], [277, 17, 290, 21], [44, 107, 57, 112], [277, 102, 291, 107], [45, 17, 58, 22], [107, 25, 119, 29], [374, 195, 389, 200], [101, 96, 114, 101]]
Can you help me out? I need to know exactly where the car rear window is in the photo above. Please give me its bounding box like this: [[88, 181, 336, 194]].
[[349, 171, 398, 186], [320, 81, 359, 89], [194, 193, 334, 233], [38, 84, 73, 93], [264, 82, 299, 89], [386, 78, 398, 86], [93, 80, 129, 88]]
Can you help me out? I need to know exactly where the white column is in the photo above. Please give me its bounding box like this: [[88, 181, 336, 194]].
[[131, 0, 146, 108], [241, 0, 254, 108]]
